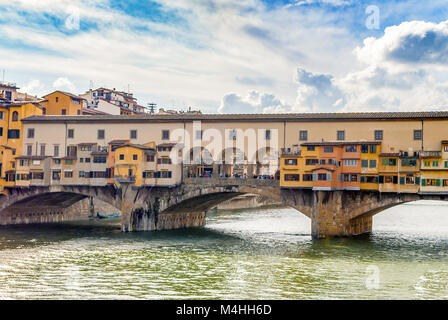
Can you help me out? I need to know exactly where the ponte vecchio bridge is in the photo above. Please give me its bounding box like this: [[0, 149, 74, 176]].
[[1, 176, 447, 239]]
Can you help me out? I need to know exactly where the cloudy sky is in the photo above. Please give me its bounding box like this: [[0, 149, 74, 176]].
[[1, 0, 448, 113]]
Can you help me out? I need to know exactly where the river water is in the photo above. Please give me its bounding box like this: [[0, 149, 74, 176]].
[[0, 201, 447, 300]]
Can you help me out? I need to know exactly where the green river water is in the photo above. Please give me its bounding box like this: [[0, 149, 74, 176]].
[[0, 200, 447, 299]]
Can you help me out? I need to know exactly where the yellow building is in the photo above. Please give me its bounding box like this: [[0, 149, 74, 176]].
[[41, 91, 85, 115], [0, 102, 43, 193], [360, 143, 381, 191], [114, 142, 182, 187], [419, 142, 448, 193]]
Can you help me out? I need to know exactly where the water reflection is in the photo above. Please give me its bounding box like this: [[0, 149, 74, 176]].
[[0, 201, 447, 299]]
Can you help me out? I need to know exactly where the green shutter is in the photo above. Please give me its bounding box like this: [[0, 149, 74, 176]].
[[361, 176, 366, 183], [415, 177, 420, 185], [382, 158, 388, 166], [400, 177, 405, 185], [422, 179, 426, 186], [375, 176, 379, 184], [436, 179, 441, 186], [392, 159, 397, 166]]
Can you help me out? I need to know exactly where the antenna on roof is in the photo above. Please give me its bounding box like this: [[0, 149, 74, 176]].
[[147, 103, 157, 114], [89, 80, 93, 91]]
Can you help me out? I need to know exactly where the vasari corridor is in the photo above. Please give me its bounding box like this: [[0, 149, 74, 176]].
[[0, 0, 447, 308]]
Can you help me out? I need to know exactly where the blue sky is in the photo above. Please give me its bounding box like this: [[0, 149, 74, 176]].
[[1, 0, 448, 113]]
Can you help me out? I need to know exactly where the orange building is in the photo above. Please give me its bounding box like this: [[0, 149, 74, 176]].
[[41, 91, 86, 115]]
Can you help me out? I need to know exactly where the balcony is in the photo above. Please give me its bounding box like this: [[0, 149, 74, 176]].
[[420, 151, 442, 158], [114, 175, 136, 183]]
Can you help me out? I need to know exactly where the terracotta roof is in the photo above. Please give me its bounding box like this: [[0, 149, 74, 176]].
[[311, 167, 336, 172], [82, 108, 109, 115], [91, 151, 108, 155], [15, 155, 50, 160], [379, 153, 400, 157], [301, 141, 381, 146], [114, 144, 155, 151], [109, 139, 130, 145], [20, 111, 448, 123], [43, 91, 86, 101]]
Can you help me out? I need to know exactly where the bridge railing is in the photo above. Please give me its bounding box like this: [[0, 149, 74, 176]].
[[183, 177, 279, 187]]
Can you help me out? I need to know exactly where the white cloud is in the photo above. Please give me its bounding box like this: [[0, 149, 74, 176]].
[[53, 77, 76, 92], [219, 90, 291, 114]]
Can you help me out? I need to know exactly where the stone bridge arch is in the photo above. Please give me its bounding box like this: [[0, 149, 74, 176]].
[[0, 185, 122, 226]]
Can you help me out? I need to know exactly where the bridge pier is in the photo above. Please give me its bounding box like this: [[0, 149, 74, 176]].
[[311, 191, 373, 238]]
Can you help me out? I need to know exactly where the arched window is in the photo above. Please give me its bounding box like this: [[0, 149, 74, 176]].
[[12, 111, 19, 122]]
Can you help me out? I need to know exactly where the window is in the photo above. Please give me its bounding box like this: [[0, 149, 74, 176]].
[[156, 171, 172, 179], [432, 161, 439, 167], [157, 158, 172, 164], [382, 158, 397, 166], [324, 146, 333, 153], [328, 159, 335, 165], [345, 145, 357, 152], [77, 110, 81, 115], [79, 171, 85, 178], [344, 159, 358, 166], [319, 159, 326, 165], [196, 130, 203, 140], [361, 160, 369, 168], [305, 159, 319, 165], [119, 154, 124, 160], [40, 145, 45, 156], [413, 130, 422, 140], [61, 109, 66, 115], [93, 157, 107, 163], [68, 129, 74, 139], [0, 111, 4, 119], [337, 130, 345, 141], [130, 130, 137, 139], [31, 172, 44, 180], [146, 155, 155, 162], [299, 130, 308, 141], [72, 99, 80, 105], [52, 171, 61, 180], [361, 145, 369, 153], [284, 174, 300, 181], [229, 130, 237, 141], [133, 154, 138, 161], [65, 160, 74, 165], [424, 160, 431, 167], [54, 145, 59, 157], [284, 159, 297, 166], [42, 108, 46, 115], [7, 129, 20, 139], [143, 171, 155, 179], [85, 158, 91, 163], [401, 159, 416, 167], [98, 130, 105, 139], [12, 111, 18, 122], [369, 160, 377, 168], [370, 145, 377, 153], [374, 130, 383, 141], [27, 128, 34, 138], [27, 145, 32, 156], [405, 174, 415, 185], [54, 159, 61, 165], [56, 97, 59, 103], [445, 146, 448, 152], [303, 174, 313, 181], [80, 158, 84, 163], [265, 129, 271, 140], [162, 130, 170, 140], [0, 127, 2, 136], [307, 146, 315, 151], [318, 173, 330, 181], [64, 171, 73, 178], [445, 161, 448, 168]]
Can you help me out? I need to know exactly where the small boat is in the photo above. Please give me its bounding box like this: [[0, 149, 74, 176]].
[[96, 213, 120, 219]]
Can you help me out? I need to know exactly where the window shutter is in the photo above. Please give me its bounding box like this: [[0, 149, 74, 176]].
[[400, 177, 405, 185], [415, 177, 420, 185], [375, 176, 379, 184], [327, 173, 332, 181], [360, 176, 365, 183], [436, 179, 441, 187], [312, 173, 317, 181], [422, 179, 426, 186]]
